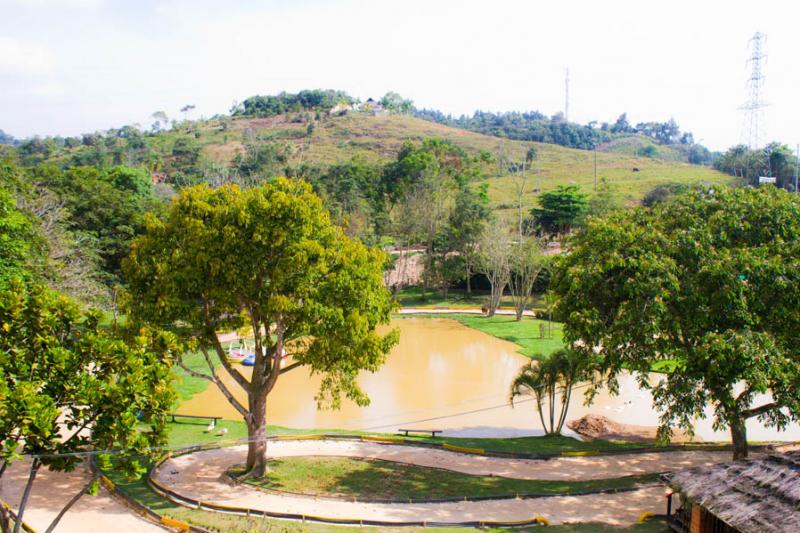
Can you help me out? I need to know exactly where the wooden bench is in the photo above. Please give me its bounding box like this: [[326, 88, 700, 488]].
[[397, 428, 442, 437], [169, 413, 222, 427]]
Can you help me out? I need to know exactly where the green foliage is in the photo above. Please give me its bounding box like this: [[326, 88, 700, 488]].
[[637, 144, 658, 158], [37, 165, 156, 279], [0, 129, 18, 147], [123, 179, 398, 474], [0, 280, 176, 479], [0, 186, 36, 288], [530, 185, 588, 235], [641, 182, 689, 207], [510, 348, 592, 434], [586, 178, 623, 218], [379, 91, 414, 113], [414, 109, 604, 150], [552, 186, 800, 457], [714, 142, 798, 190], [235, 89, 354, 117]]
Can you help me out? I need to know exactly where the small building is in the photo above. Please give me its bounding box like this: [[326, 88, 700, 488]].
[[359, 97, 386, 116], [665, 451, 800, 533]]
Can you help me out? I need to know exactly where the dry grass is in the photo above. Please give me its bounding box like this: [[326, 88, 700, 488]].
[[181, 113, 734, 211]]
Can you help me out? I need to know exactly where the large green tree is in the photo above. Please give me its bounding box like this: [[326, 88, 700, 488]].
[[552, 186, 800, 458], [123, 178, 397, 477], [531, 185, 588, 235], [0, 186, 36, 288], [0, 282, 176, 533]]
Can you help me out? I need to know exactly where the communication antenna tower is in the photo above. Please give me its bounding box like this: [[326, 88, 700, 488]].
[[740, 32, 768, 149], [564, 68, 570, 122]]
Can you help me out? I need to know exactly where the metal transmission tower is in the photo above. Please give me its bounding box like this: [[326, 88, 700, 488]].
[[740, 32, 768, 149], [564, 68, 570, 122]]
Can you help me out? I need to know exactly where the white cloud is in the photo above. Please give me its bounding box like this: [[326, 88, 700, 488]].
[[8, 0, 102, 8], [0, 36, 53, 74]]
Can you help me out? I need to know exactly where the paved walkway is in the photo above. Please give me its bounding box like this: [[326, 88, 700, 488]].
[[0, 459, 164, 533], [154, 440, 730, 526]]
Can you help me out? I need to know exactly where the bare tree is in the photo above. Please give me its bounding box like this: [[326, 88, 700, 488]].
[[498, 146, 537, 241], [508, 237, 546, 321], [477, 220, 511, 316]]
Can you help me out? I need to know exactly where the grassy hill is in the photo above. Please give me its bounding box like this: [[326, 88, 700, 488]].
[[167, 112, 732, 212], [50, 111, 722, 219]]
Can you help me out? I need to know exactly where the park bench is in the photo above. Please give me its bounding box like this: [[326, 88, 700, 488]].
[[397, 428, 442, 437], [169, 413, 222, 427]]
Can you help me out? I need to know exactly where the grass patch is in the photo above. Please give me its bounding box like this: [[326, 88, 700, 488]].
[[102, 422, 674, 532], [447, 314, 564, 360], [166, 420, 649, 455], [108, 458, 668, 533], [171, 350, 220, 403], [394, 286, 548, 311], [234, 456, 657, 501]]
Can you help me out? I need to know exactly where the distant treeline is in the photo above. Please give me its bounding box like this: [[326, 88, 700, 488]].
[[412, 108, 707, 156], [0, 129, 19, 147], [233, 89, 355, 117], [714, 142, 800, 190]]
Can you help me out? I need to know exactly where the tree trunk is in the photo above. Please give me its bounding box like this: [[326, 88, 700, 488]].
[[465, 264, 472, 294], [13, 458, 40, 533], [730, 419, 748, 460], [245, 394, 268, 477], [1, 502, 11, 533], [44, 470, 99, 533]]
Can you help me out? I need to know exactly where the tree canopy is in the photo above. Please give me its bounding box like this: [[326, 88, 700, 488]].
[[552, 186, 800, 458], [123, 178, 398, 477], [0, 281, 176, 531], [530, 185, 588, 235]]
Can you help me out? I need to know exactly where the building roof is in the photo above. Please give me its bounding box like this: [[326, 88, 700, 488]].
[[668, 451, 800, 533]]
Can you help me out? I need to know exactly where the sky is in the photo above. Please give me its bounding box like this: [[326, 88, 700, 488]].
[[1, 0, 798, 151]]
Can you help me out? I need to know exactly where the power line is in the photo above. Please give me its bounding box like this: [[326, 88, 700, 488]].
[[21, 383, 596, 459]]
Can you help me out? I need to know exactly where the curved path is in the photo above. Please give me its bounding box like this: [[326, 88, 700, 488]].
[[154, 440, 731, 526], [1, 459, 164, 533]]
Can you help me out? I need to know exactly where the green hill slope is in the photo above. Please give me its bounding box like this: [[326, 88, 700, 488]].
[[171, 112, 732, 212]]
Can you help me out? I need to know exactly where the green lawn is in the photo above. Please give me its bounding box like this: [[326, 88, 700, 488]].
[[447, 314, 564, 360], [171, 350, 220, 403], [394, 286, 548, 311], [235, 456, 657, 501], [103, 421, 675, 532], [164, 419, 647, 455], [105, 455, 667, 533]]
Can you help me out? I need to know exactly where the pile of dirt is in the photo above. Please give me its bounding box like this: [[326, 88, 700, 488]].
[[568, 414, 700, 443]]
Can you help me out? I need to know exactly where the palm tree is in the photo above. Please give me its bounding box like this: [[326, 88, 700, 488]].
[[509, 348, 591, 435]]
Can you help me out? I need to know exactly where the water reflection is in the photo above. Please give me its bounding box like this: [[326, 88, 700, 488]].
[[177, 318, 799, 442]]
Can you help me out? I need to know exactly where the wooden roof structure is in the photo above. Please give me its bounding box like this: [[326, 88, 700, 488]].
[[667, 451, 800, 533]]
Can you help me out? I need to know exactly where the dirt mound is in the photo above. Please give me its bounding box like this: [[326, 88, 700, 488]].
[[568, 414, 699, 443]]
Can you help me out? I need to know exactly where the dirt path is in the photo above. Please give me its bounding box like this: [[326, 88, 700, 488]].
[[0, 459, 164, 533], [154, 440, 729, 526]]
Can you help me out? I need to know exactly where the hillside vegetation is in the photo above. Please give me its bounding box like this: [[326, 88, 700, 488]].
[[157, 112, 733, 212]]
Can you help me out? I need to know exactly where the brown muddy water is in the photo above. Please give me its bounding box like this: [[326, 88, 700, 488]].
[[178, 317, 800, 441]]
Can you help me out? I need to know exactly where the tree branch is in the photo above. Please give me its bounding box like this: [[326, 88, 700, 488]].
[[177, 361, 213, 381], [742, 402, 777, 419], [44, 470, 99, 533], [198, 346, 250, 420], [208, 335, 250, 391], [279, 361, 303, 375]]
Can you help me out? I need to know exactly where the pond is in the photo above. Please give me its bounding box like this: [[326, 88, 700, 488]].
[[177, 317, 800, 442]]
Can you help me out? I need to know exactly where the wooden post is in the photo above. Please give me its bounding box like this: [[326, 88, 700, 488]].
[[690, 505, 702, 533]]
